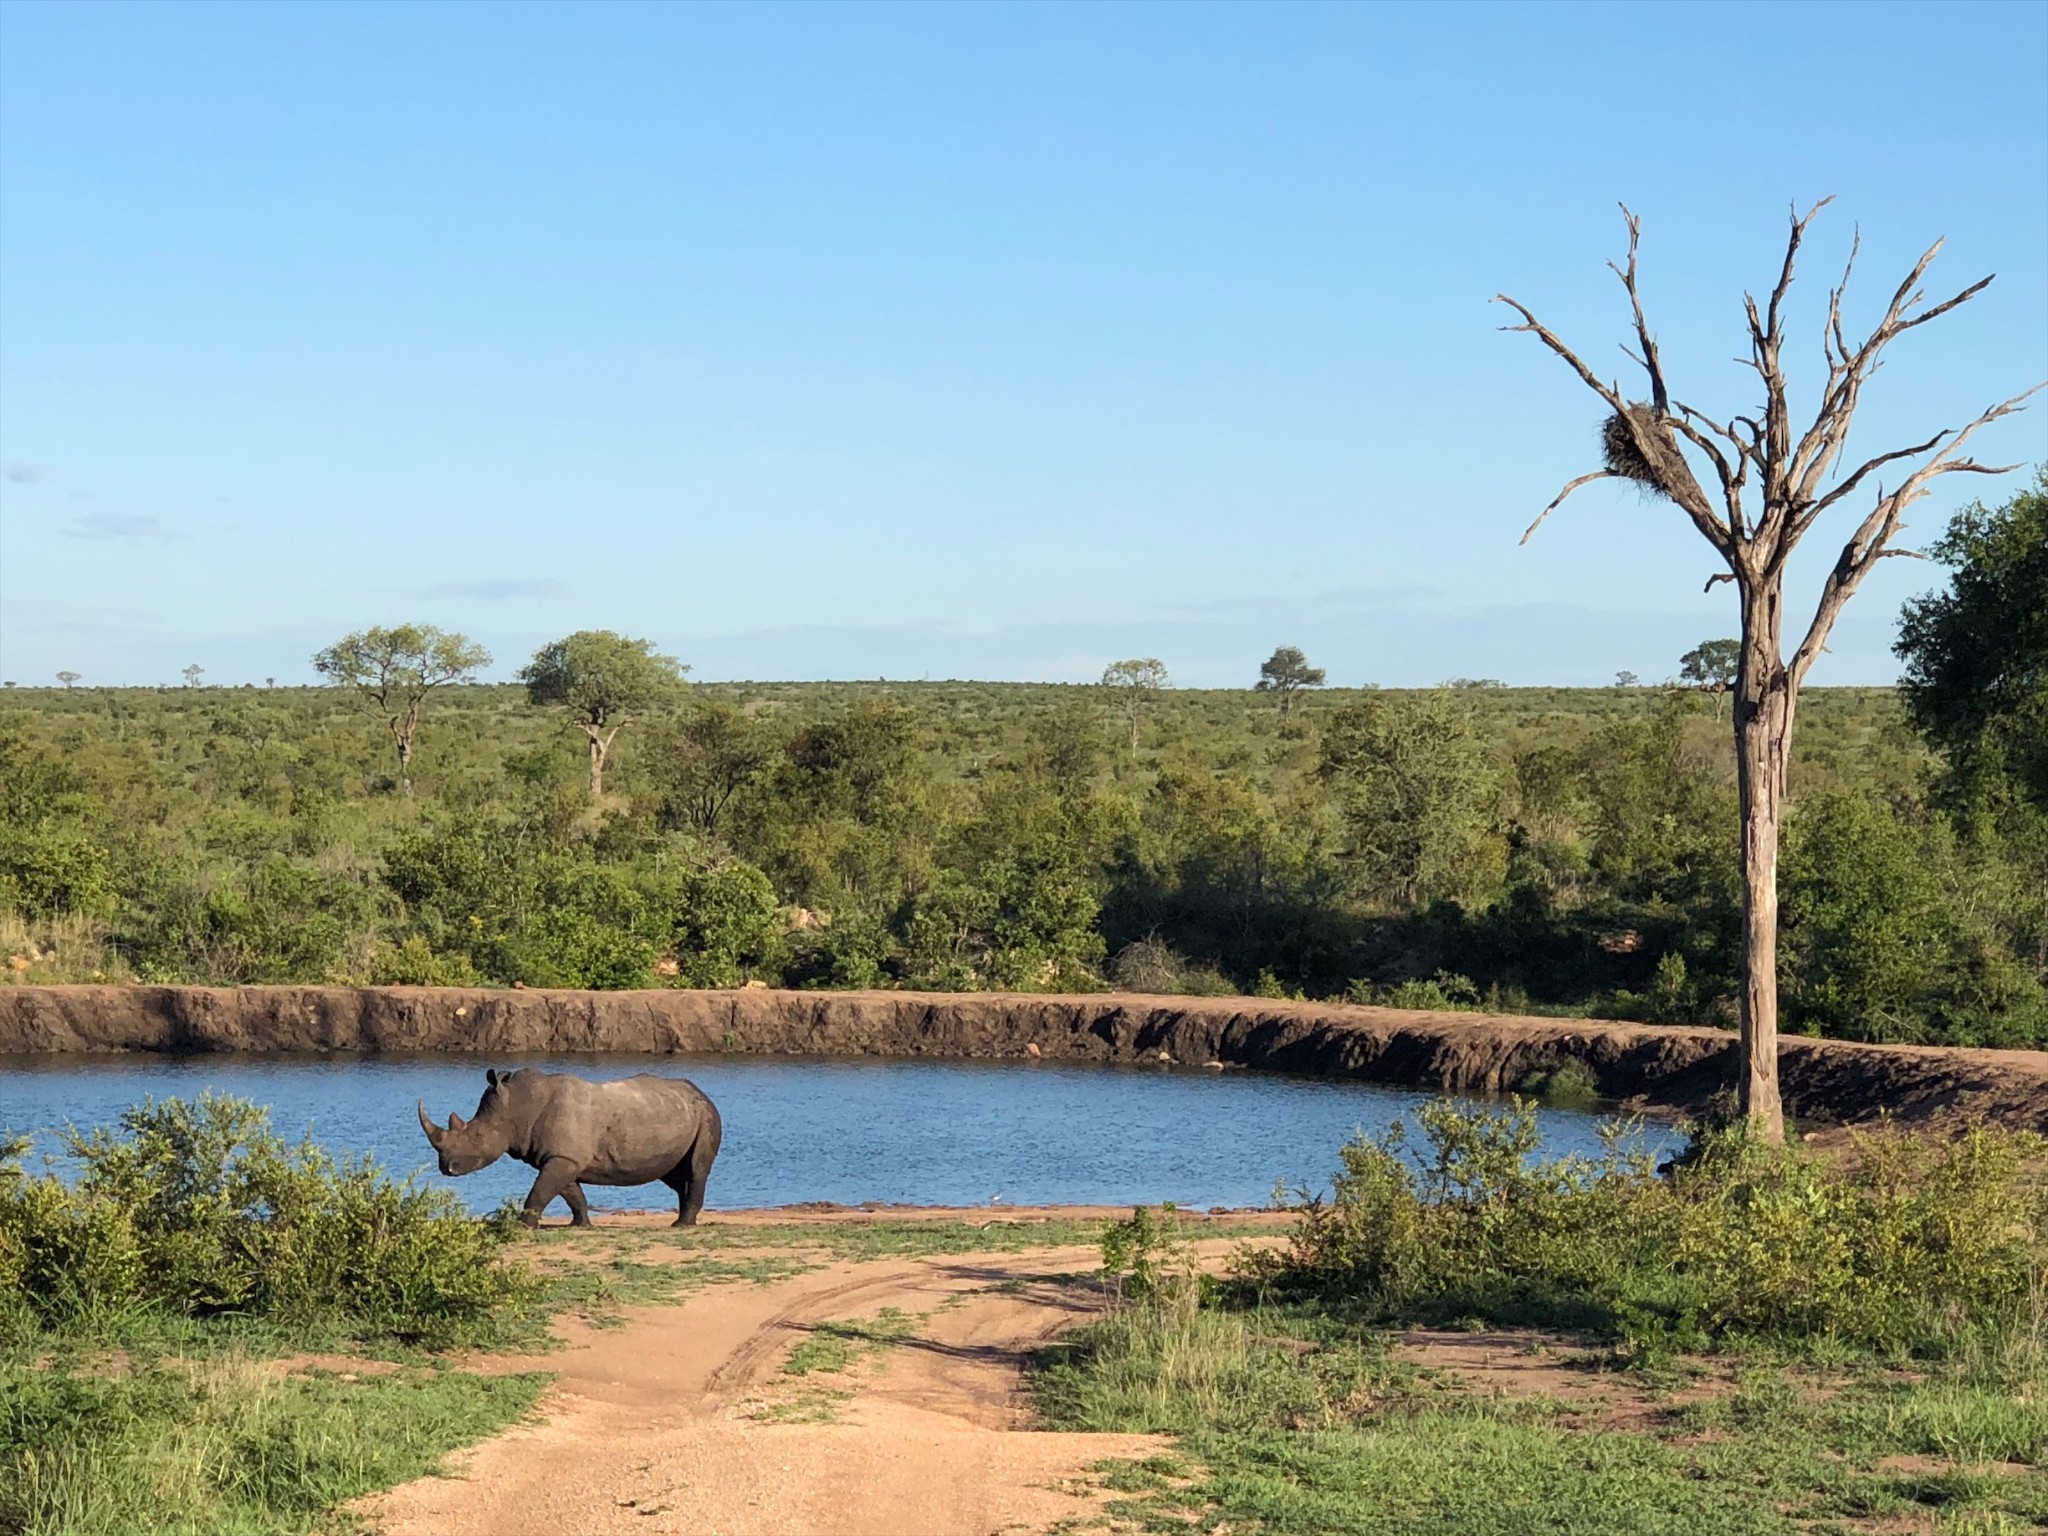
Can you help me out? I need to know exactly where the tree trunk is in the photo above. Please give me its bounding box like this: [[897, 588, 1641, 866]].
[[584, 724, 621, 799], [393, 699, 422, 798], [1732, 583, 1793, 1143]]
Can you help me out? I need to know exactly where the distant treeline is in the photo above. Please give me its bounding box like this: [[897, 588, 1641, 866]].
[[3, 483, 2042, 1048], [0, 671, 2035, 1048]]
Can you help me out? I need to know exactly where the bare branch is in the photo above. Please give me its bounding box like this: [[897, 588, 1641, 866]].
[[1895, 270, 1995, 341], [1663, 410, 1749, 534], [1493, 295, 1627, 413], [1765, 198, 1833, 343], [1704, 571, 1736, 593], [1520, 471, 1620, 544], [1823, 227, 1860, 373], [1793, 429, 1949, 537], [1805, 383, 2043, 538], [1787, 384, 2043, 687], [1746, 201, 1834, 528], [1606, 204, 1670, 412], [1498, 221, 1735, 557], [1668, 402, 1748, 493], [1790, 225, 1997, 502]]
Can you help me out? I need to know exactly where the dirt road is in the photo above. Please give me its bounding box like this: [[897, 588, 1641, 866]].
[[358, 1209, 1258, 1536]]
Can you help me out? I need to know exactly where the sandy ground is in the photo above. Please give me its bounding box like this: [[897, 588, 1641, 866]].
[[355, 1207, 1279, 1536]]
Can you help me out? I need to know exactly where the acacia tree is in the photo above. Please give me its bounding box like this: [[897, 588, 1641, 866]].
[[520, 630, 686, 798], [1680, 638, 1741, 718], [1255, 645, 1327, 719], [55, 671, 79, 689], [1100, 658, 1169, 752], [1499, 201, 2040, 1140], [313, 624, 490, 795]]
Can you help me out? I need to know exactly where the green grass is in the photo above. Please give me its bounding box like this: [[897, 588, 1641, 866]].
[[760, 1306, 923, 1425], [1039, 1300, 2048, 1536], [782, 1307, 919, 1377], [637, 1215, 1270, 1261], [0, 1350, 547, 1536], [531, 1250, 811, 1332], [1042, 1127, 2048, 1536], [0, 1236, 819, 1534]]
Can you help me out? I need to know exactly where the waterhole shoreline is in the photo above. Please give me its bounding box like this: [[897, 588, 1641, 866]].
[[4, 985, 2044, 1134]]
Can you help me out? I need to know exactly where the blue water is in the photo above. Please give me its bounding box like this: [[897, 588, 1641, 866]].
[[0, 1055, 1676, 1214]]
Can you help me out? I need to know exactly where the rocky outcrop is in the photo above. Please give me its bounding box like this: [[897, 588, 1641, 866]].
[[1, 985, 2043, 1133]]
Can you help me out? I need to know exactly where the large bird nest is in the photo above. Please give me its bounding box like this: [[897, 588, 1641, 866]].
[[1601, 402, 1691, 499]]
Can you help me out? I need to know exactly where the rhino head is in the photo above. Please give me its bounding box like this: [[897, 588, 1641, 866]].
[[419, 1067, 518, 1177]]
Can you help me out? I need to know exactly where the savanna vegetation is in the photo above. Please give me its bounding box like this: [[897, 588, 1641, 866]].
[[0, 1093, 550, 1536], [1038, 1101, 2048, 1534], [7, 1091, 2044, 1531], [1, 479, 2043, 1050]]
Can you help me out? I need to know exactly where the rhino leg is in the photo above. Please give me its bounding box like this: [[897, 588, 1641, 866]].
[[521, 1156, 584, 1227], [563, 1180, 592, 1227], [661, 1165, 699, 1226], [664, 1139, 715, 1227]]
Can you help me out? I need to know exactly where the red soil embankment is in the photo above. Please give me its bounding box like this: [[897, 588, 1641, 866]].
[[1, 985, 2043, 1133]]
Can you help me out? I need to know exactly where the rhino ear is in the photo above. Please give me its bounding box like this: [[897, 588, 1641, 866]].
[[487, 1068, 502, 1088]]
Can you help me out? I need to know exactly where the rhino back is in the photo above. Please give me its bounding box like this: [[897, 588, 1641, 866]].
[[530, 1074, 713, 1185]]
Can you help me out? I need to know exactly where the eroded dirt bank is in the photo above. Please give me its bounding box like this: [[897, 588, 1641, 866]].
[[2, 984, 2044, 1132]]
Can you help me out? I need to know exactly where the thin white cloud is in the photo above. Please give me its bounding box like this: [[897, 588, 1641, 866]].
[[4, 462, 51, 485], [61, 513, 177, 541], [421, 578, 567, 601]]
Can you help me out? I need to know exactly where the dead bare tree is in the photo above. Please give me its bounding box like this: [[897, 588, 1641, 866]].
[[1497, 201, 2041, 1142]]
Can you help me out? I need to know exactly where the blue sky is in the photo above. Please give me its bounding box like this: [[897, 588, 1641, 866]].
[[2, 0, 2043, 688]]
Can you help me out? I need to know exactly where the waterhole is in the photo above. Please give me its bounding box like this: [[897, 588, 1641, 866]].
[[0, 1054, 1676, 1212]]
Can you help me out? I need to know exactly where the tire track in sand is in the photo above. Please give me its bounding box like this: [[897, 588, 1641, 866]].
[[358, 1236, 1164, 1536]]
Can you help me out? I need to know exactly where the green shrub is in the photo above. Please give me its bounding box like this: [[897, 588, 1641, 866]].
[[1259, 1101, 2048, 1356], [370, 934, 483, 987], [1781, 791, 2048, 1047], [500, 904, 655, 989], [1348, 971, 1481, 1011], [127, 860, 374, 985], [0, 1095, 538, 1347], [1516, 1056, 1602, 1108], [666, 861, 779, 987]]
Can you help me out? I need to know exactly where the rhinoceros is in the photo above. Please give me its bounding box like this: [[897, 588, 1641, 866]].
[[417, 1067, 723, 1228]]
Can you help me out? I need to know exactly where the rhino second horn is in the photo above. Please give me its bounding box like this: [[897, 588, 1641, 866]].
[[417, 1100, 445, 1147]]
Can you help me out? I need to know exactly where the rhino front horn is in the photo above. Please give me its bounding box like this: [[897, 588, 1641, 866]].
[[417, 1100, 446, 1147]]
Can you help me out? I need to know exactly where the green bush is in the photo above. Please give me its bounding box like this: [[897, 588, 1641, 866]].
[[1260, 1101, 2048, 1356], [0, 1095, 538, 1348], [667, 860, 779, 987], [370, 933, 483, 987], [1515, 1056, 1602, 1108], [1781, 791, 2047, 1047], [127, 860, 374, 985], [500, 904, 655, 989], [1347, 971, 1480, 1011]]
